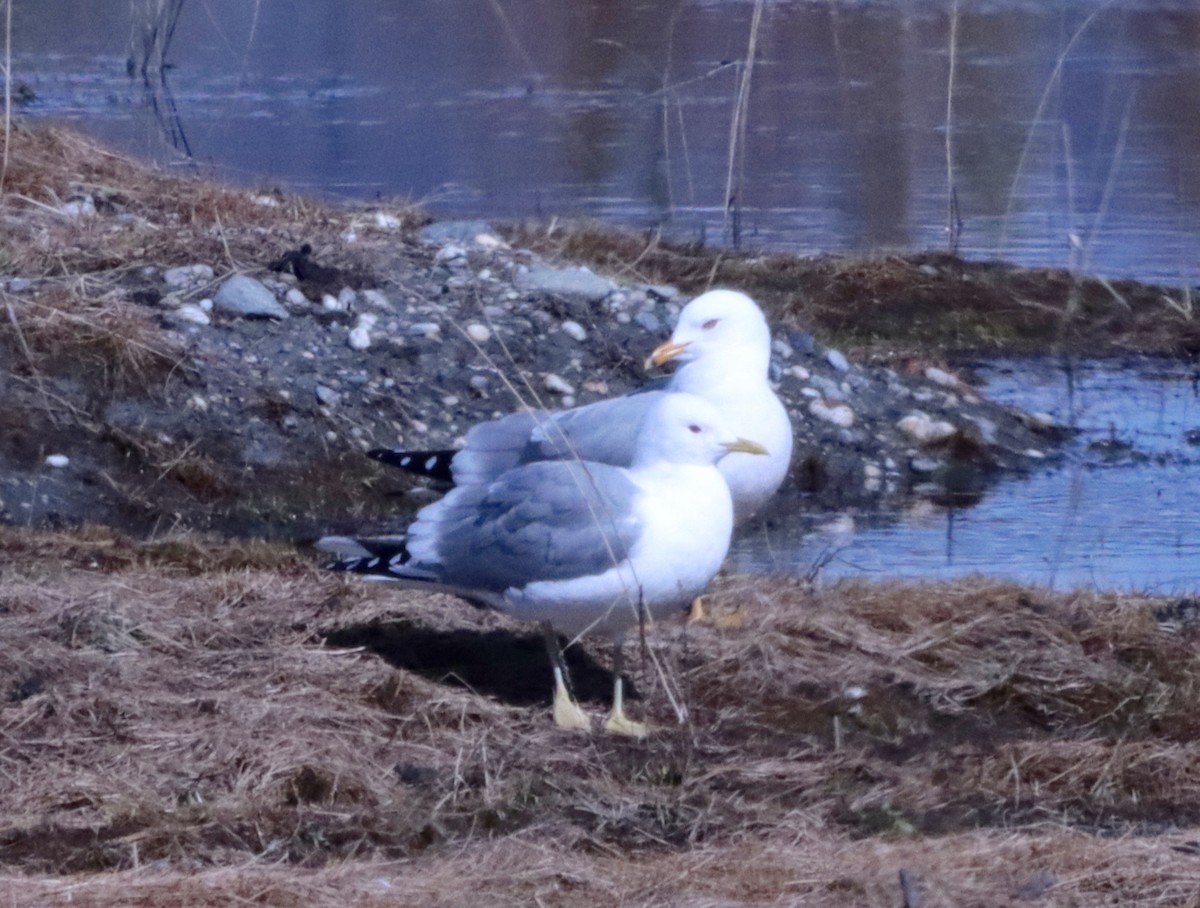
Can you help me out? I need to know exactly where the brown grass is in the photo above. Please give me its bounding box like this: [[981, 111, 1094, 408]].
[[502, 221, 1200, 357], [2, 526, 1199, 905], [0, 123, 424, 278]]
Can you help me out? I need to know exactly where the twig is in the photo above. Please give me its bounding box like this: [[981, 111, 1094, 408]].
[[898, 868, 921, 908]]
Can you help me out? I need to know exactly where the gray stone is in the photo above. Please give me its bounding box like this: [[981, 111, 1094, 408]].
[[213, 275, 289, 320], [420, 220, 494, 245], [516, 264, 615, 302], [5, 277, 32, 293], [634, 311, 662, 333], [825, 349, 851, 372], [164, 264, 215, 288]]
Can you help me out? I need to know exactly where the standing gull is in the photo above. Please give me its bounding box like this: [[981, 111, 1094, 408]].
[[370, 289, 793, 524], [319, 393, 768, 736]]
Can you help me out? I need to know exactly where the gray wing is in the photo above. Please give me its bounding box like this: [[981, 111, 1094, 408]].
[[408, 460, 643, 593], [524, 390, 667, 466], [450, 409, 548, 485], [450, 390, 669, 484]]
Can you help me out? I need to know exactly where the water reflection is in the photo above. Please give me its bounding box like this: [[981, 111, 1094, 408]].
[[731, 359, 1200, 595], [12, 0, 1200, 285]]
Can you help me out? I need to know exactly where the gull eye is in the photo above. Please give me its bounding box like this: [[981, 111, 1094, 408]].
[[702, 318, 719, 330], [688, 424, 702, 434]]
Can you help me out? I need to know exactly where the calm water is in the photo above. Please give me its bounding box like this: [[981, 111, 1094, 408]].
[[732, 358, 1200, 595], [11, 5, 1200, 592], [13, 0, 1200, 286]]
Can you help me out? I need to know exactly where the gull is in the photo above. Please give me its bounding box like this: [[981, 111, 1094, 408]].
[[370, 289, 794, 525], [319, 392, 768, 736]]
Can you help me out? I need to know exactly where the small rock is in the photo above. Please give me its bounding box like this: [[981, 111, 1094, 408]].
[[44, 454, 69, 468], [543, 373, 575, 395], [419, 219, 493, 245], [786, 365, 811, 381], [359, 289, 392, 310], [212, 275, 289, 320], [374, 211, 403, 230], [645, 284, 679, 301], [924, 366, 960, 388], [825, 349, 851, 372], [910, 457, 941, 474], [315, 385, 339, 406], [321, 293, 346, 312], [285, 288, 307, 307], [173, 304, 211, 326], [409, 321, 440, 338], [474, 233, 506, 251], [347, 326, 371, 350], [468, 375, 491, 395], [810, 399, 855, 427], [338, 287, 358, 309], [465, 323, 491, 344], [560, 320, 588, 342], [516, 264, 615, 302], [634, 310, 662, 333], [163, 264, 214, 288], [434, 244, 467, 264], [897, 411, 956, 444], [5, 277, 33, 293], [61, 196, 96, 218]]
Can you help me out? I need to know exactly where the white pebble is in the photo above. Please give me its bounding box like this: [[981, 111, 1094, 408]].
[[285, 288, 307, 306], [560, 320, 587, 342], [543, 373, 575, 395], [825, 349, 851, 372], [809, 399, 855, 427], [435, 244, 467, 263], [374, 212, 402, 230], [45, 454, 70, 468], [321, 293, 346, 313], [924, 366, 960, 388], [347, 326, 372, 350], [474, 233, 506, 251], [897, 411, 956, 443], [465, 323, 491, 344], [410, 321, 440, 338], [174, 304, 210, 326]]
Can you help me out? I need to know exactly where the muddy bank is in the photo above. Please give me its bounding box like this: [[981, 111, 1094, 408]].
[[0, 125, 1146, 540]]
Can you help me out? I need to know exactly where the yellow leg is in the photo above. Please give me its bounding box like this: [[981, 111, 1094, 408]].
[[602, 647, 649, 738], [687, 595, 708, 623], [552, 666, 592, 732]]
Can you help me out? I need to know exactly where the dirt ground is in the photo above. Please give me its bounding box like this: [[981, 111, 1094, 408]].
[[2, 125, 1200, 905]]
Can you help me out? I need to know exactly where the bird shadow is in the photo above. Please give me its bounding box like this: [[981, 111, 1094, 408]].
[[323, 619, 637, 706]]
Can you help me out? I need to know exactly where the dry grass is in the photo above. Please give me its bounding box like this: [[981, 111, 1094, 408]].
[[2, 526, 1199, 905], [0, 124, 423, 278], [501, 222, 1200, 357]]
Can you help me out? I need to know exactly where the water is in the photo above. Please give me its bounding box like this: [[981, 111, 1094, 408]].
[[12, 0, 1200, 286], [11, 5, 1200, 592], [731, 358, 1200, 595]]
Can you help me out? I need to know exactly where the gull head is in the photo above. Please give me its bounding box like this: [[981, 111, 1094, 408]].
[[633, 392, 768, 469], [645, 289, 772, 373]]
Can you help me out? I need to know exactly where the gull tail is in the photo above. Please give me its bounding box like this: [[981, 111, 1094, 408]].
[[367, 447, 456, 483], [315, 534, 417, 581]]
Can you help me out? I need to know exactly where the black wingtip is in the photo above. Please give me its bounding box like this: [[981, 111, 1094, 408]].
[[367, 447, 457, 483]]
